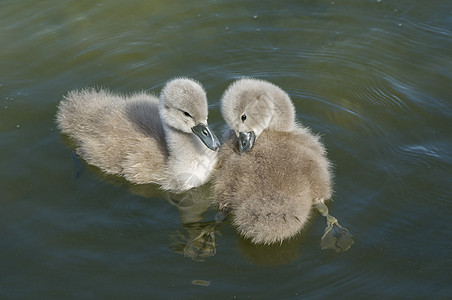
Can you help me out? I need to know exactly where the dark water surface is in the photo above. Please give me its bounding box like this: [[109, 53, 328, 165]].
[[1, 0, 451, 299]]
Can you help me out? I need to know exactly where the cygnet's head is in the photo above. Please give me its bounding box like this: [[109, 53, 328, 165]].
[[221, 78, 296, 153], [160, 77, 220, 151]]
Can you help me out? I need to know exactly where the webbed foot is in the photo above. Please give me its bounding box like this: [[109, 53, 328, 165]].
[[315, 202, 354, 253], [169, 212, 228, 262]]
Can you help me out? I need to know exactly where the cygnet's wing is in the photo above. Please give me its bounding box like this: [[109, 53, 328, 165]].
[[57, 88, 139, 174], [124, 96, 168, 157], [119, 94, 171, 184], [56, 89, 168, 184]]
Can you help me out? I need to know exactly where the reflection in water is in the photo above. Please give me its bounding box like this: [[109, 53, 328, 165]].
[[70, 151, 85, 179], [167, 186, 213, 224], [69, 153, 225, 262], [169, 220, 220, 262], [126, 182, 224, 261], [238, 233, 303, 266], [167, 186, 227, 262]]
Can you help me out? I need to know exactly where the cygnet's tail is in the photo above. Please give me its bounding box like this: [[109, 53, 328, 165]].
[[232, 191, 313, 245]]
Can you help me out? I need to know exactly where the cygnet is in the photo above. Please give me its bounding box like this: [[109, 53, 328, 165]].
[[213, 78, 332, 244], [56, 77, 220, 192]]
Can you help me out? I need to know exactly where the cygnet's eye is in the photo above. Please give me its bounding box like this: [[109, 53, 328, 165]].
[[183, 111, 192, 118], [241, 114, 247, 122]]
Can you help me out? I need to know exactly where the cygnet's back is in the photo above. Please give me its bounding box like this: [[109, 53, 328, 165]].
[[56, 78, 219, 192], [213, 78, 332, 244]]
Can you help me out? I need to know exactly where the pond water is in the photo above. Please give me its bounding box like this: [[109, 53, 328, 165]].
[[1, 0, 451, 299]]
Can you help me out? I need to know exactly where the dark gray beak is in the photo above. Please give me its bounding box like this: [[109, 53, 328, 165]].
[[238, 131, 256, 153], [192, 123, 221, 151]]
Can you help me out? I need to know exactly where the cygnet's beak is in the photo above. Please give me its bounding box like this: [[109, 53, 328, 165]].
[[192, 123, 221, 151], [238, 131, 256, 153]]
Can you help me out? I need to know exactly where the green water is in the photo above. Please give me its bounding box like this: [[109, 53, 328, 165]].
[[1, 0, 451, 299]]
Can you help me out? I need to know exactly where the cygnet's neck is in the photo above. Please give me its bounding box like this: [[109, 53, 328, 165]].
[[267, 91, 297, 132], [164, 126, 218, 190]]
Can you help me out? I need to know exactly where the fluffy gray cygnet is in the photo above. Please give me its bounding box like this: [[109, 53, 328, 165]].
[[213, 78, 332, 244], [56, 77, 220, 192]]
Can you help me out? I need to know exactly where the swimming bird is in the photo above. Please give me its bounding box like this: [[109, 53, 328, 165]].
[[56, 77, 220, 192], [212, 78, 332, 244]]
